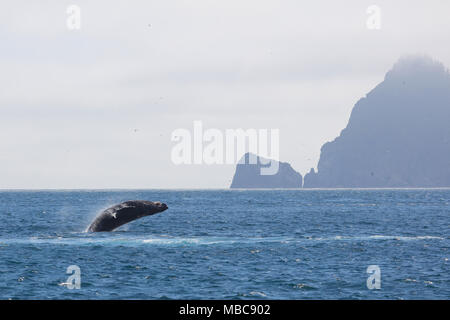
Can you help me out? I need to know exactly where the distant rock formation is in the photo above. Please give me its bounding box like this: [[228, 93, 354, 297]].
[[304, 55, 450, 188], [230, 153, 302, 188]]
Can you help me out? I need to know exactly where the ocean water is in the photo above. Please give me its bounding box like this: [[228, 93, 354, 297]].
[[0, 189, 448, 300]]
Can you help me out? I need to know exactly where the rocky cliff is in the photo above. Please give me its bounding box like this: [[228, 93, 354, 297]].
[[304, 55, 450, 188]]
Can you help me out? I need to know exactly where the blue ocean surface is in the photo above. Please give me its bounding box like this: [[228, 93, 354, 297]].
[[0, 189, 448, 299]]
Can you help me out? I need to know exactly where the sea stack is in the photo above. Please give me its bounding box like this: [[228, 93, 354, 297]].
[[230, 153, 302, 188]]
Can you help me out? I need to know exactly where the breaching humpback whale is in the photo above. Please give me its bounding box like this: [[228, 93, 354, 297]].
[[87, 200, 168, 232]]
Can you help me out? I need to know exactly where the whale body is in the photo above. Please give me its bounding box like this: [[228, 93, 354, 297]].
[[87, 200, 168, 232]]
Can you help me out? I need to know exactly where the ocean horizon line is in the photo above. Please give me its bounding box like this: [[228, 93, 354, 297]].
[[1, 187, 450, 192]]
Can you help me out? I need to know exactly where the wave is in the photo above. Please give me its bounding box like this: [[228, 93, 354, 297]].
[[309, 235, 444, 241], [0, 234, 444, 247]]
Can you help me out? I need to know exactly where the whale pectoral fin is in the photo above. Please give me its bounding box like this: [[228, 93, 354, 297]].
[[105, 208, 118, 219]]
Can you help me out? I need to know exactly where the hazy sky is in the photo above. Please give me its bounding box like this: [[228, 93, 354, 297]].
[[1, 0, 450, 188]]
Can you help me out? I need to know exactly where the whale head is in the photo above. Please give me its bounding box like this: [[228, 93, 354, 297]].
[[137, 200, 168, 216], [151, 201, 168, 212]]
